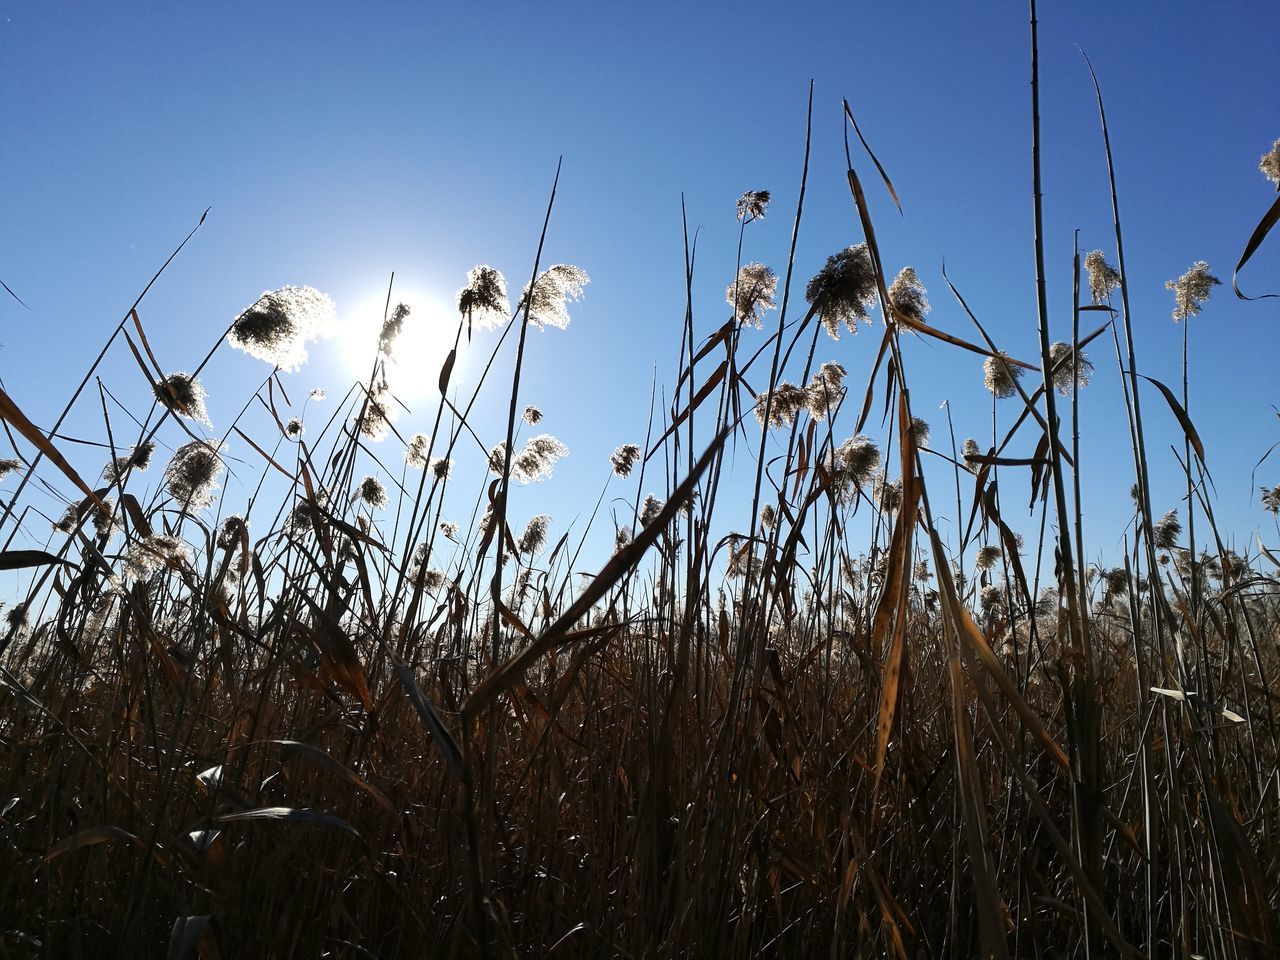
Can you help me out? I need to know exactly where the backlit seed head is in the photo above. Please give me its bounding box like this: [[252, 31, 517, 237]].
[[517, 514, 551, 555], [1048, 342, 1093, 395], [887, 266, 929, 323], [640, 494, 664, 527], [736, 189, 771, 222], [229, 285, 335, 371], [522, 405, 543, 425], [519, 265, 589, 330], [510, 434, 569, 484], [1153, 509, 1181, 550], [727, 263, 777, 329], [164, 440, 224, 509], [155, 372, 211, 426], [457, 265, 510, 331], [975, 544, 1002, 571], [0, 458, 21, 480], [405, 433, 430, 468], [610, 444, 641, 478], [755, 382, 808, 429], [1083, 251, 1121, 304], [439, 520, 459, 540], [1166, 261, 1220, 322], [285, 417, 304, 439], [1261, 483, 1280, 515], [380, 303, 409, 356], [358, 475, 388, 509], [806, 244, 877, 339], [983, 353, 1023, 399], [1259, 138, 1280, 187]]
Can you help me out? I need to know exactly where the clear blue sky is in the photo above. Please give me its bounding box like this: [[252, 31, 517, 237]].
[[2, 0, 1278, 582]]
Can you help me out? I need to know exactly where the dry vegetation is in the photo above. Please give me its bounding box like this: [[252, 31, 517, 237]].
[[3, 12, 1280, 960]]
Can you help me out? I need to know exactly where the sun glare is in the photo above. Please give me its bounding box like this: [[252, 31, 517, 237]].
[[339, 289, 457, 402]]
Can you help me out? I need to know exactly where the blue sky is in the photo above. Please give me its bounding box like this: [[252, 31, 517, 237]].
[[2, 0, 1278, 584]]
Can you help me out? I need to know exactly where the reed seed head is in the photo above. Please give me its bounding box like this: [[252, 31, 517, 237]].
[[522, 405, 543, 425], [610, 444, 641, 478], [736, 190, 771, 222], [1260, 138, 1280, 187], [520, 264, 589, 330], [0, 458, 22, 480], [806, 244, 877, 339], [962, 438, 981, 461], [887, 266, 929, 323], [517, 514, 551, 555], [155, 372, 211, 426], [982, 352, 1023, 399], [1153, 509, 1181, 550], [217, 515, 247, 551], [358, 475, 388, 509], [355, 383, 396, 441], [124, 534, 189, 582], [229, 286, 335, 371], [285, 417, 304, 439], [379, 303, 409, 356], [640, 494, 664, 527], [1166, 261, 1220, 322], [440, 520, 459, 540], [1048, 342, 1093, 395], [508, 434, 569, 484], [431, 457, 452, 481], [975, 544, 1002, 571], [805, 362, 847, 421], [457, 265, 510, 331], [727, 263, 777, 329], [754, 382, 808, 429], [909, 417, 930, 448], [405, 433, 430, 468], [1083, 251, 1121, 304], [831, 435, 881, 490], [1261, 483, 1280, 515], [760, 503, 776, 530], [164, 440, 224, 509]]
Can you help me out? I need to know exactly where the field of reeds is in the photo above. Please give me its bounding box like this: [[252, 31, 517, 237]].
[[3, 14, 1280, 960]]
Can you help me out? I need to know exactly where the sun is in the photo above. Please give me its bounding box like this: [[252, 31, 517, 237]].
[[338, 288, 459, 403]]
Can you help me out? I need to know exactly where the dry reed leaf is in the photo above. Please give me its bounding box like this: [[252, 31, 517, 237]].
[[1233, 193, 1280, 300], [43, 825, 140, 862], [269, 739, 397, 816], [0, 385, 105, 511], [0, 549, 72, 571], [216, 806, 361, 838]]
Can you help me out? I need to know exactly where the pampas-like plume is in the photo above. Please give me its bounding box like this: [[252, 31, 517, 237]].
[[1083, 251, 1121, 304], [1048, 342, 1093, 395], [975, 544, 1002, 571], [727, 263, 777, 328], [457, 265, 510, 331], [640, 494, 664, 527], [1166, 261, 1220, 322], [123, 534, 189, 582], [736, 189, 770, 222], [380, 303, 409, 356], [805, 361, 847, 421], [754, 382, 808, 429], [523, 405, 543, 425], [229, 286, 335, 371], [155, 372, 211, 426], [0, 458, 20, 480], [1260, 138, 1280, 187], [982, 352, 1023, 399], [164, 440, 223, 509], [520, 265, 589, 330], [517, 514, 551, 555], [1154, 509, 1181, 550], [285, 417, 304, 439], [806, 244, 877, 339], [358, 476, 388, 509], [510, 435, 569, 484], [610, 444, 640, 478], [887, 266, 929, 323]]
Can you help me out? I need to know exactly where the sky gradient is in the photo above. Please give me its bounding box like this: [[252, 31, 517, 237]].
[[2, 1, 1278, 584]]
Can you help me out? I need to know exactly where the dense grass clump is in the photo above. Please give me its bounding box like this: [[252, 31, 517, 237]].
[[2, 19, 1279, 960]]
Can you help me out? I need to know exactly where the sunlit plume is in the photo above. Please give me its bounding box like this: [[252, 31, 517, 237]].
[[155, 372, 211, 426], [1166, 261, 1220, 322], [164, 440, 224, 510], [611, 444, 640, 478], [806, 244, 877, 339], [736, 189, 771, 222], [519, 265, 589, 330], [1083, 251, 1121, 304], [727, 263, 777, 329], [229, 285, 336, 371], [457, 265, 510, 331]]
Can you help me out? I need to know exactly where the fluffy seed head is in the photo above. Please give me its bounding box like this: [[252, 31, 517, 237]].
[[124, 534, 189, 582], [285, 417, 303, 439], [358, 475, 388, 509], [0, 458, 21, 480], [831, 435, 881, 490], [522, 405, 543, 425], [1166, 261, 1220, 322], [1048, 342, 1093, 395], [736, 189, 770, 222], [962, 438, 981, 461], [610, 443, 641, 478], [405, 433, 430, 468], [980, 585, 1004, 614], [1083, 251, 1121, 304], [983, 352, 1023, 399], [101, 441, 156, 485], [217, 515, 247, 551], [754, 382, 808, 429], [909, 417, 930, 448], [440, 519, 459, 540], [1153, 509, 1181, 550], [887, 266, 929, 323], [760, 503, 776, 529], [155, 372, 211, 426], [517, 514, 551, 555], [5, 603, 29, 631], [354, 383, 396, 441], [806, 244, 877, 339], [457, 265, 510, 331], [874, 477, 902, 513], [431, 457, 452, 480], [1261, 483, 1280, 515], [229, 286, 334, 371], [727, 263, 777, 328], [520, 265, 589, 330], [1260, 138, 1280, 187], [640, 494, 664, 527], [164, 441, 224, 509], [805, 362, 847, 421], [975, 544, 1002, 571], [510, 434, 569, 484], [379, 303, 409, 358]]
